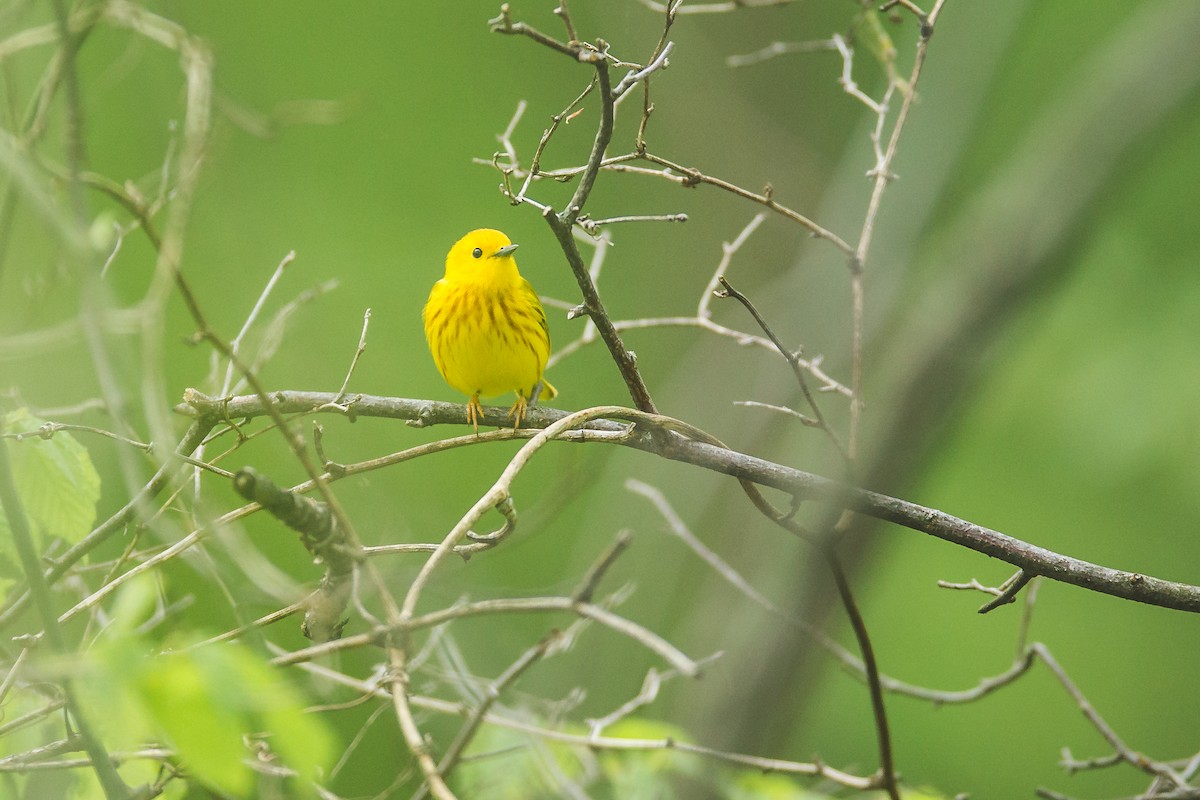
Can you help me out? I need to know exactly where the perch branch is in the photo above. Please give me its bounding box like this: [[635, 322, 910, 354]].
[[178, 391, 1200, 614]]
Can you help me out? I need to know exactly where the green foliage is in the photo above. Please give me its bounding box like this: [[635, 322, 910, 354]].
[[595, 718, 704, 797], [727, 772, 832, 800], [74, 578, 336, 798], [0, 409, 100, 597]]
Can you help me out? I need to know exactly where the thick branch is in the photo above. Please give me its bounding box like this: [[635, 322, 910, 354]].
[[232, 467, 358, 642], [178, 391, 1200, 614]]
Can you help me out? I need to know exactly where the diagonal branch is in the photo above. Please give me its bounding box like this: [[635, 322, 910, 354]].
[[492, 10, 662, 414], [716, 276, 848, 463]]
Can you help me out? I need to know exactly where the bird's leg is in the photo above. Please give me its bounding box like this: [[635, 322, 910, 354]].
[[467, 394, 484, 433], [507, 392, 528, 432]]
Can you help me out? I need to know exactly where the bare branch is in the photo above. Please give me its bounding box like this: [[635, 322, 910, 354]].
[[273, 596, 699, 678], [716, 276, 849, 463], [295, 658, 876, 791], [1034, 643, 1192, 790], [179, 391, 1200, 614], [542, 216, 852, 396], [638, 150, 854, 255], [633, 0, 796, 13], [332, 307, 371, 405]]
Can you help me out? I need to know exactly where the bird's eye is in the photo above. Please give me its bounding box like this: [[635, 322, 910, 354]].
[[472, 247, 482, 259]]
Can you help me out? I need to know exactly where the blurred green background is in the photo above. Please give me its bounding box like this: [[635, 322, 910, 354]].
[[2, 0, 1199, 798]]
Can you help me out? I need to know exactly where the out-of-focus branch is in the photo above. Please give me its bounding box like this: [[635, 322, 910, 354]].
[[273, 595, 699, 677], [846, 0, 948, 457], [232, 467, 358, 643], [414, 631, 562, 800], [297, 658, 877, 792], [543, 217, 853, 396]]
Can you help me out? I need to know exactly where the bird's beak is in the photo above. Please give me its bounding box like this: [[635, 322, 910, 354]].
[[492, 243, 519, 258]]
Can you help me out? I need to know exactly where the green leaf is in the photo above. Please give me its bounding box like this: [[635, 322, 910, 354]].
[[140, 649, 254, 796], [79, 579, 336, 797], [0, 409, 101, 578], [132, 640, 336, 796], [196, 641, 337, 792]]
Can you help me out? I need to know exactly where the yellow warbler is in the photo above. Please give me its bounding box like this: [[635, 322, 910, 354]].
[[423, 229, 558, 431]]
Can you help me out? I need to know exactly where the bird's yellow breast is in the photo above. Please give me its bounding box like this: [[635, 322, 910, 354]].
[[423, 278, 550, 399]]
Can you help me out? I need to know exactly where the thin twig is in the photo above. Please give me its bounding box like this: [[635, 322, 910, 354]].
[[295, 659, 876, 790], [727, 38, 839, 68], [716, 276, 849, 463], [1034, 643, 1191, 789], [639, 150, 854, 255], [274, 595, 699, 678], [847, 0, 948, 458], [332, 307, 371, 404], [633, 0, 796, 12], [763, 500, 900, 800], [412, 631, 562, 800], [540, 216, 852, 395], [218, 249, 295, 396], [977, 569, 1034, 613], [823, 546, 899, 799], [572, 531, 633, 603]]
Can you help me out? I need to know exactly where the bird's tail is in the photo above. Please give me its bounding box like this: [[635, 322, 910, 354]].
[[538, 379, 558, 402]]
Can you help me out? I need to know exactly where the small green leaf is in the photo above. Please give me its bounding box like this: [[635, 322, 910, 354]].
[[0, 409, 102, 576]]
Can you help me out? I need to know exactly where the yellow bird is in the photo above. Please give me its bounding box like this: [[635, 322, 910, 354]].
[[423, 229, 557, 432]]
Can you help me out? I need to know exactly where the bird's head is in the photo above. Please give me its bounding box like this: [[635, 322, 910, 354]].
[[444, 228, 521, 285]]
